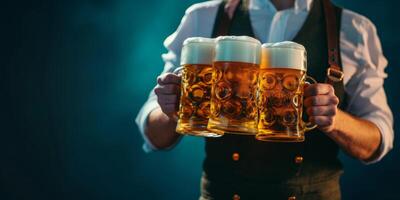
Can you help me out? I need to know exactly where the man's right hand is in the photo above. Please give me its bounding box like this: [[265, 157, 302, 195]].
[[154, 73, 182, 121]]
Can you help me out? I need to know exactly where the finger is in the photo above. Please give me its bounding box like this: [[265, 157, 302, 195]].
[[157, 94, 180, 104], [157, 73, 181, 85], [309, 116, 334, 127], [306, 105, 337, 117], [159, 103, 179, 114], [304, 95, 339, 107], [154, 84, 180, 95], [304, 84, 334, 97]]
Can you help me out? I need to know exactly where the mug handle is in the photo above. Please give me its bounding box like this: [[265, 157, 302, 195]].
[[303, 75, 318, 131], [171, 67, 184, 122]]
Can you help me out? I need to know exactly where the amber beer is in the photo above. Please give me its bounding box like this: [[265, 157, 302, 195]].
[[256, 41, 317, 142], [175, 37, 222, 137], [207, 36, 261, 135]]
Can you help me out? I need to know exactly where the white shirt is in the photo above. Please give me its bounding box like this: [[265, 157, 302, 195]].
[[135, 0, 393, 164]]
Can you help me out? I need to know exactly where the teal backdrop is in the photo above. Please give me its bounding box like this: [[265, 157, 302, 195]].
[[1, 0, 399, 200]]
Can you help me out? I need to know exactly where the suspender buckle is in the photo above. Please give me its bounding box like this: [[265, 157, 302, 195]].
[[327, 67, 344, 82]]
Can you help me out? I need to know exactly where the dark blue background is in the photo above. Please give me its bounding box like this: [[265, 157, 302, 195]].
[[1, 0, 399, 199]]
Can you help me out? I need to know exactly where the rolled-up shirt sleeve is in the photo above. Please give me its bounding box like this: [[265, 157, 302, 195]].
[[135, 89, 161, 152], [343, 14, 394, 164], [135, 6, 199, 152]]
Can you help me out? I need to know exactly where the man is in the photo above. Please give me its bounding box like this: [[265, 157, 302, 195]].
[[136, 0, 393, 199]]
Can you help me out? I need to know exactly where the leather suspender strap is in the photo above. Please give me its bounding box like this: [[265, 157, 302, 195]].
[[217, 0, 344, 85], [322, 0, 344, 84]]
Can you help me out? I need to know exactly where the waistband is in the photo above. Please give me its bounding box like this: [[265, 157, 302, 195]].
[[200, 170, 342, 200]]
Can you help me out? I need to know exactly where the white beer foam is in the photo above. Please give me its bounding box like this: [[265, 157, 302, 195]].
[[215, 36, 261, 64], [181, 37, 215, 65], [261, 41, 307, 71]]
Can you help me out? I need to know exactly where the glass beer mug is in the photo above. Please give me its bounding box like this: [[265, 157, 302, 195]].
[[256, 41, 317, 142], [207, 36, 261, 135], [175, 37, 222, 137]]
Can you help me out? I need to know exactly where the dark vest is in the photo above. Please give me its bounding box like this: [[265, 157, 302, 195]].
[[201, 0, 346, 199]]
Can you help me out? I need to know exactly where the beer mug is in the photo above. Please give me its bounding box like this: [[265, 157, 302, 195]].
[[175, 37, 222, 137], [207, 36, 261, 135], [256, 41, 317, 142]]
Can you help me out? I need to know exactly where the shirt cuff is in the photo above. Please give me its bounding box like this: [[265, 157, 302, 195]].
[[360, 116, 394, 165]]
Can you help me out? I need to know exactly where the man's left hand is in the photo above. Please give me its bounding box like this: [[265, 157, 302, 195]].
[[304, 83, 339, 133]]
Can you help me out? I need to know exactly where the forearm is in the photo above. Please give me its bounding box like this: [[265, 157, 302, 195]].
[[145, 107, 181, 149], [326, 109, 381, 161]]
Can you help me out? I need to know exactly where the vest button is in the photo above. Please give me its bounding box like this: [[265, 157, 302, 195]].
[[233, 194, 240, 200], [288, 196, 296, 200], [294, 156, 303, 164], [232, 153, 240, 161]]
